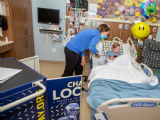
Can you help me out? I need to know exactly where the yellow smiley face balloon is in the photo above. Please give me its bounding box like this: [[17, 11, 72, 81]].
[[132, 22, 150, 39]]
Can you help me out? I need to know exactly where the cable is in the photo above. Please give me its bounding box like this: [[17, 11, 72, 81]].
[[97, 55, 106, 65]]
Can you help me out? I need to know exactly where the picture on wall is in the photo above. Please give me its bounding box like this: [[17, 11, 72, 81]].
[[97, 0, 160, 23]]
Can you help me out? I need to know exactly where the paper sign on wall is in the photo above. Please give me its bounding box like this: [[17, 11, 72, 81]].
[[88, 4, 97, 15], [90, 21, 94, 27], [153, 27, 157, 32], [125, 24, 129, 29]]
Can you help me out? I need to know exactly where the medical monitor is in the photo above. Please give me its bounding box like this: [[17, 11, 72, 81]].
[[70, 0, 88, 9]]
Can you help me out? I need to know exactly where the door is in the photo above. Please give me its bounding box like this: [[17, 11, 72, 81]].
[[15, 39, 27, 60], [23, 0, 33, 37], [26, 36, 35, 57], [9, 0, 26, 40]]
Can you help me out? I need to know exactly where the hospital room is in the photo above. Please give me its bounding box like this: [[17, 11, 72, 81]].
[[1, 0, 160, 120]]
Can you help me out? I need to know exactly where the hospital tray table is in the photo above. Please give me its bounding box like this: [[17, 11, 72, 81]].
[[0, 57, 49, 120]]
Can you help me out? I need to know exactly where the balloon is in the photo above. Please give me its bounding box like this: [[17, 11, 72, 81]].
[[140, 1, 156, 20], [132, 22, 150, 40], [131, 15, 146, 24]]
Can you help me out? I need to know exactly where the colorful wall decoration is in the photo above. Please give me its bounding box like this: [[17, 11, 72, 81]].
[[97, 0, 160, 23]]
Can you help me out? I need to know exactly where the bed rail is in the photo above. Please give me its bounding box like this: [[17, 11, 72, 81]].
[[113, 37, 122, 42], [139, 63, 153, 77], [97, 98, 160, 120], [127, 37, 137, 60]]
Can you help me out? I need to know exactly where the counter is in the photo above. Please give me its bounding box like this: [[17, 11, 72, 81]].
[[0, 40, 14, 46], [0, 40, 14, 54]]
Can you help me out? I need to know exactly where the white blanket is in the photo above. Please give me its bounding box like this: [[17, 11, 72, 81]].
[[88, 54, 150, 88]]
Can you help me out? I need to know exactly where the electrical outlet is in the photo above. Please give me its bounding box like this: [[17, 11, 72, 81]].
[[52, 48, 56, 52]]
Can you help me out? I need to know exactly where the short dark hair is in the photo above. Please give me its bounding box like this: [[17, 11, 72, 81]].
[[97, 24, 110, 32]]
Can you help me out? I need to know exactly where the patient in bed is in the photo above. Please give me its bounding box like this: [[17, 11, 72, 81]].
[[89, 44, 150, 87], [105, 43, 122, 62]]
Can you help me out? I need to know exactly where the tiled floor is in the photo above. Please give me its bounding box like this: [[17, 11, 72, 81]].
[[39, 61, 91, 120]]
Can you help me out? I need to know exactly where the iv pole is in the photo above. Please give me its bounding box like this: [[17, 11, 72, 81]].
[[74, 0, 80, 35]]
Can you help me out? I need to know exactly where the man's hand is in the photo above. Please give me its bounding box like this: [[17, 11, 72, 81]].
[[81, 56, 85, 66]]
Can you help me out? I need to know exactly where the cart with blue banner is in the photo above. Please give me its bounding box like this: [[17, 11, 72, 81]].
[[0, 57, 81, 120], [0, 57, 50, 120]]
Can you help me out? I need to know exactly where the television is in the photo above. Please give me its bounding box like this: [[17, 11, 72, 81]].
[[38, 8, 60, 25], [70, 0, 88, 9]]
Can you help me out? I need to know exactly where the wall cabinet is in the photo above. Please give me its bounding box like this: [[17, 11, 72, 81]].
[[15, 36, 35, 60], [1, 0, 35, 59]]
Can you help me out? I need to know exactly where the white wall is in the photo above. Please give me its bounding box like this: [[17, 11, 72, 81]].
[[32, 0, 66, 61]]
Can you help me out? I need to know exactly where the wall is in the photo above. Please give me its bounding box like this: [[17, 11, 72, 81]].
[[32, 0, 66, 61], [66, 0, 159, 43]]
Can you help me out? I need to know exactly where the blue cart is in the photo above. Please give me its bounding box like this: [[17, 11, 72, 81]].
[[0, 57, 49, 120]]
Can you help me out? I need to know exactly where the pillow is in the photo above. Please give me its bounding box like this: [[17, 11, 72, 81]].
[[102, 37, 123, 56]]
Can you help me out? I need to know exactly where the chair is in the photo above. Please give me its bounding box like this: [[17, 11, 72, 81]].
[[19, 55, 40, 73]]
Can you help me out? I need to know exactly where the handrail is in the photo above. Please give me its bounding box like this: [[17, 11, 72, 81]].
[[139, 63, 153, 77], [113, 37, 122, 42], [127, 37, 138, 60], [0, 80, 46, 112], [97, 98, 160, 113]]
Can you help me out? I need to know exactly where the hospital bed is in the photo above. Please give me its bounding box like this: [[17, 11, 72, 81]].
[[90, 37, 153, 76], [88, 37, 160, 120], [90, 37, 138, 68]]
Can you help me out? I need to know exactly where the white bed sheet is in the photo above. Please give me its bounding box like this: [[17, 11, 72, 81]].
[[88, 54, 150, 88], [89, 43, 150, 88]]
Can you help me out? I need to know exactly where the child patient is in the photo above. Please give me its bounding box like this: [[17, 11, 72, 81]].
[[105, 43, 122, 62]]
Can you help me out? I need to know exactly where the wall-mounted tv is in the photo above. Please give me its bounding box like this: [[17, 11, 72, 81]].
[[38, 8, 60, 25]]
